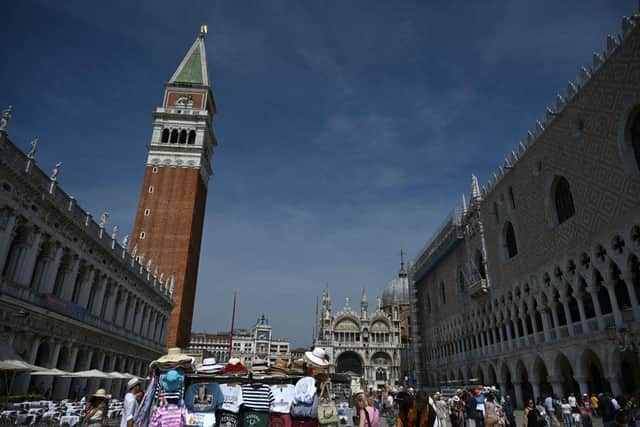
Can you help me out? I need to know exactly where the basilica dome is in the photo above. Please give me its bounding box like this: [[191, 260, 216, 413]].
[[381, 261, 410, 307]]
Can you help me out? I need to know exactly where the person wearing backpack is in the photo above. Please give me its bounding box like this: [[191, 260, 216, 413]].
[[354, 392, 380, 427]]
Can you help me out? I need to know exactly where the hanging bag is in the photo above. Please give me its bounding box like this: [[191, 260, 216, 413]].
[[317, 383, 339, 425]]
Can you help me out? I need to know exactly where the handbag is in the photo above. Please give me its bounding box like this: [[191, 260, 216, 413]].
[[291, 392, 318, 419], [317, 383, 339, 425]]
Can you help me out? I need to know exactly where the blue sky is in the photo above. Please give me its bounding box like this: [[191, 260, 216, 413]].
[[1, 1, 632, 347]]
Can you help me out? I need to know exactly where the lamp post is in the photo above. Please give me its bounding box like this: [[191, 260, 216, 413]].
[[606, 306, 639, 353]]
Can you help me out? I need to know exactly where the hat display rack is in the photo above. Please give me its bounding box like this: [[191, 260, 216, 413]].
[[133, 347, 334, 426]]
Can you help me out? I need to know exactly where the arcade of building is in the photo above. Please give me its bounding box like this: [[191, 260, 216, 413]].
[[408, 14, 640, 406], [0, 129, 174, 399]]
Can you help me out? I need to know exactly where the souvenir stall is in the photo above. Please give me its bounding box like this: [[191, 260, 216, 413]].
[[133, 347, 338, 427]]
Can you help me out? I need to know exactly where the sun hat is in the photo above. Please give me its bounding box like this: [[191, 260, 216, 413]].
[[289, 359, 305, 375], [304, 347, 329, 367], [92, 388, 112, 399], [251, 358, 269, 372], [222, 357, 247, 374], [127, 378, 140, 390], [151, 348, 194, 369], [270, 359, 289, 375], [197, 357, 224, 374], [453, 396, 460, 402], [160, 369, 184, 393]]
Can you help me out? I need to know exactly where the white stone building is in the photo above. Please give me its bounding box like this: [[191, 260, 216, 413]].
[[314, 267, 410, 390], [189, 315, 291, 365], [409, 11, 640, 406], [0, 119, 174, 399]]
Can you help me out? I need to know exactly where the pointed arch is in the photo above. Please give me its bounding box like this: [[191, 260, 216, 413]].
[[504, 221, 518, 258], [552, 176, 575, 224]]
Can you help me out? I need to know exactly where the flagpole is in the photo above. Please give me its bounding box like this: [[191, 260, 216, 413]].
[[228, 290, 237, 361]]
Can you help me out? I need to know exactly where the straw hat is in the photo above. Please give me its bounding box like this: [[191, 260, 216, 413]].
[[288, 358, 305, 375], [251, 358, 269, 372], [92, 388, 111, 399], [270, 359, 289, 375], [304, 347, 329, 367], [152, 348, 193, 366]]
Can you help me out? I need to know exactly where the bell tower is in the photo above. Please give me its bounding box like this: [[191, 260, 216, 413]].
[[131, 26, 217, 348]]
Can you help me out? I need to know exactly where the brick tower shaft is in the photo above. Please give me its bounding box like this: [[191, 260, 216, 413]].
[[131, 27, 217, 348]]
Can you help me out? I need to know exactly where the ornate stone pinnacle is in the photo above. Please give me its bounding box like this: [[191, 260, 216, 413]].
[[622, 16, 634, 36], [527, 130, 535, 144], [592, 52, 605, 69], [607, 34, 619, 53], [556, 94, 566, 110], [567, 82, 578, 98], [579, 67, 591, 85]]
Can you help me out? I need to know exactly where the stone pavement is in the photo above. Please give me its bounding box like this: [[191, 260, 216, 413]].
[[376, 411, 605, 427]]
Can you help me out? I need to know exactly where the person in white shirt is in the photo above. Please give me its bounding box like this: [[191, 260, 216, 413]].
[[568, 394, 577, 409], [120, 378, 141, 427]]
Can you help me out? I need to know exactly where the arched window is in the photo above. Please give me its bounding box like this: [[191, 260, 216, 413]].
[[161, 129, 170, 143], [475, 249, 486, 279], [440, 281, 446, 304], [504, 221, 518, 258], [170, 129, 178, 143], [509, 187, 516, 209], [553, 176, 575, 224], [188, 130, 196, 144], [493, 201, 500, 224], [179, 129, 187, 144], [626, 107, 640, 171]]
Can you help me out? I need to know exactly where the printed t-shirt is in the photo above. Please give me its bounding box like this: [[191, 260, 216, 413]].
[[271, 384, 296, 414], [220, 384, 244, 413], [242, 410, 269, 427], [241, 384, 274, 412]]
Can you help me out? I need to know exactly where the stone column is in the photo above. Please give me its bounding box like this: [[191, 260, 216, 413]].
[[575, 376, 589, 397], [60, 255, 81, 301], [103, 355, 117, 395], [39, 245, 64, 294], [13, 335, 41, 394], [540, 309, 551, 342], [125, 298, 137, 331], [548, 375, 564, 399], [41, 341, 62, 396], [559, 297, 574, 336], [604, 280, 624, 327], [587, 287, 605, 331], [87, 352, 106, 393], [16, 228, 43, 285], [53, 346, 79, 400], [513, 381, 524, 409], [576, 294, 588, 333], [0, 210, 17, 270], [607, 375, 622, 397], [531, 381, 541, 401], [78, 267, 96, 308], [91, 275, 108, 317], [550, 306, 560, 333], [621, 272, 640, 319]]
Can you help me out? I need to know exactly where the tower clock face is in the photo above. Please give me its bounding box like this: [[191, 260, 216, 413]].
[[257, 331, 269, 340]]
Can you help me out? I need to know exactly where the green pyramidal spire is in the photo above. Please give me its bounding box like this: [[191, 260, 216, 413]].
[[169, 26, 209, 86]]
